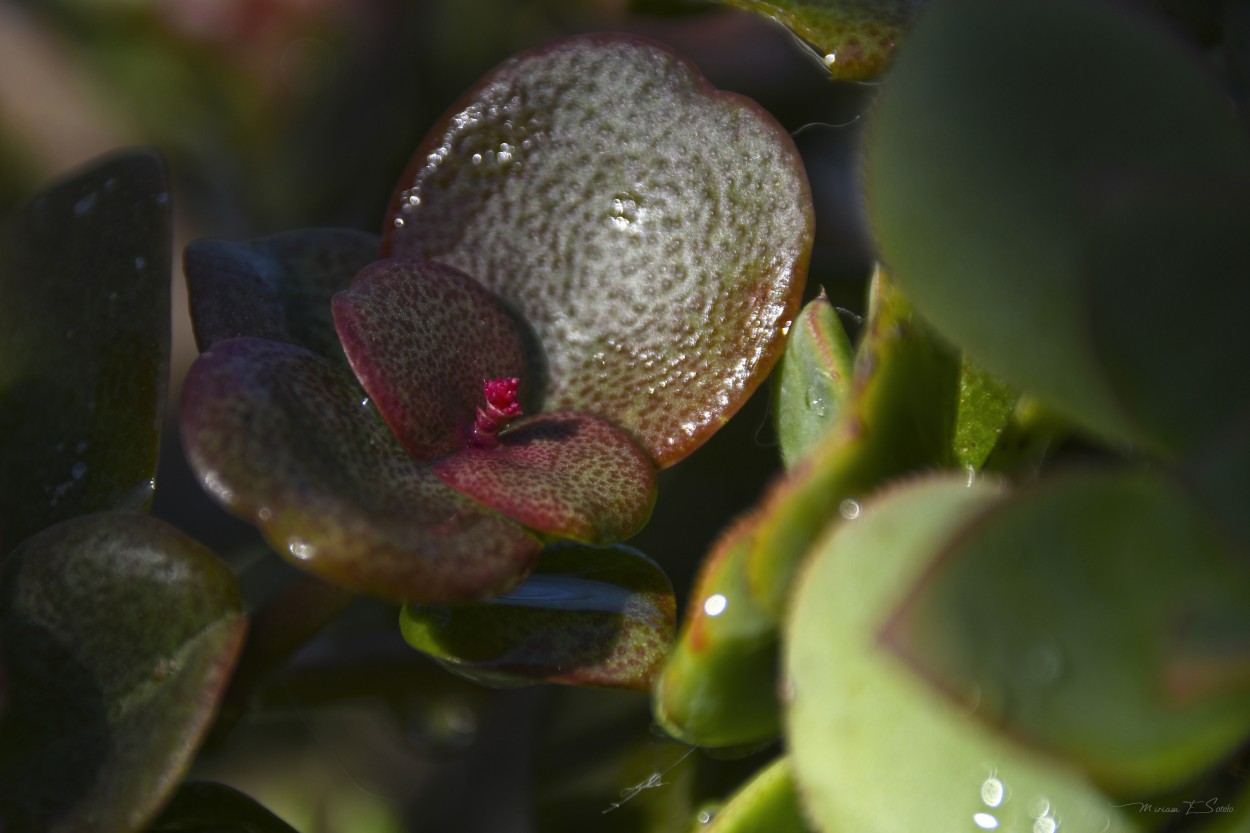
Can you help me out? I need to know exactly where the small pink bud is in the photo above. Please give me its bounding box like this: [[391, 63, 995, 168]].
[[471, 377, 522, 447]]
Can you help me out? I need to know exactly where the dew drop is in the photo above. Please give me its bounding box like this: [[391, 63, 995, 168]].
[[839, 498, 861, 520], [973, 813, 1000, 830], [393, 217, 405, 228], [804, 384, 829, 416], [703, 594, 727, 617], [981, 777, 1004, 808]]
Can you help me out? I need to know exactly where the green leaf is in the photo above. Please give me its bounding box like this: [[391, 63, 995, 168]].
[[401, 543, 675, 690], [652, 515, 782, 747], [772, 293, 854, 469], [952, 357, 1017, 471], [0, 150, 170, 552], [720, 0, 928, 79], [883, 469, 1250, 796], [146, 782, 299, 833], [184, 228, 378, 360], [180, 338, 541, 603], [865, 0, 1250, 452], [703, 756, 813, 833], [785, 476, 1147, 833], [383, 33, 812, 468], [433, 412, 657, 544], [0, 512, 245, 833]]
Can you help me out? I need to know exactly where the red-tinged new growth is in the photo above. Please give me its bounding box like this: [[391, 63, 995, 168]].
[[472, 377, 523, 448]]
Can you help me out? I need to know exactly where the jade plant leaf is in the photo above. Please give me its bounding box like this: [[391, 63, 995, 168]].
[[772, 293, 854, 468], [0, 150, 170, 552], [184, 228, 379, 359], [785, 476, 1146, 833], [720, 0, 928, 79], [0, 512, 245, 833], [703, 756, 812, 833], [865, 0, 1250, 453], [180, 337, 542, 602], [147, 782, 299, 833], [951, 357, 1017, 471], [400, 543, 675, 690], [883, 469, 1250, 796], [383, 33, 812, 468]]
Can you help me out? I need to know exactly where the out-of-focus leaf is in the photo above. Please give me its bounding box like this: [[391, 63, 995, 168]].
[[865, 0, 1250, 453], [720, 0, 928, 79], [146, 782, 299, 833], [400, 543, 674, 690], [652, 515, 781, 747], [383, 33, 812, 468], [883, 470, 1250, 796], [703, 756, 812, 833], [0, 150, 170, 552], [784, 476, 1145, 833], [772, 293, 853, 468], [332, 259, 532, 460], [184, 228, 378, 359], [433, 412, 657, 544], [0, 512, 245, 833], [952, 357, 1017, 471], [180, 337, 541, 603]]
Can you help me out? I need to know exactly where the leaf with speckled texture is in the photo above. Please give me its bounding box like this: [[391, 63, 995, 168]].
[[180, 337, 542, 602], [721, 0, 928, 79], [433, 412, 656, 544], [0, 512, 245, 833], [400, 543, 675, 690], [952, 357, 1017, 470], [0, 150, 170, 553], [185, 228, 379, 360], [383, 33, 812, 468], [332, 259, 532, 461]]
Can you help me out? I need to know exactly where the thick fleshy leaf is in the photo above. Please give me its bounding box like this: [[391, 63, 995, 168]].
[[332, 259, 532, 460], [784, 477, 1145, 833], [865, 0, 1250, 452], [704, 757, 812, 833], [883, 470, 1250, 796], [147, 782, 300, 833], [383, 33, 812, 468], [721, 0, 927, 79], [400, 543, 675, 690], [180, 337, 541, 602], [0, 150, 170, 552], [772, 293, 854, 469], [184, 228, 379, 359], [433, 412, 656, 544], [652, 515, 782, 747], [0, 512, 245, 833], [952, 357, 1017, 471]]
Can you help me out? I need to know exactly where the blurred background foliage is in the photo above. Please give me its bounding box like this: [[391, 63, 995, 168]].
[[0, 1, 871, 830]]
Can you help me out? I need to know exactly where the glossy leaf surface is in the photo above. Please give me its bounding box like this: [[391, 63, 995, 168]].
[[884, 470, 1250, 795], [772, 293, 853, 468], [721, 0, 927, 79], [147, 782, 299, 833], [383, 33, 812, 468], [785, 477, 1144, 833], [333, 259, 532, 460], [180, 337, 541, 602], [652, 516, 782, 747], [401, 543, 675, 690], [865, 0, 1250, 452], [0, 513, 245, 833], [433, 412, 657, 544], [704, 756, 812, 833], [0, 150, 170, 552], [184, 228, 378, 359]]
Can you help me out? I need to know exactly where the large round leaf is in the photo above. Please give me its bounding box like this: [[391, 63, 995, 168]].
[[0, 150, 170, 552], [383, 33, 812, 468], [0, 513, 245, 833]]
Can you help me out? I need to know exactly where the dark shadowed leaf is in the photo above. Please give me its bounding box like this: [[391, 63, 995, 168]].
[[147, 782, 299, 833], [883, 470, 1250, 796], [383, 33, 811, 468], [180, 337, 541, 602], [0, 150, 170, 552], [184, 228, 378, 360], [772, 293, 854, 468], [721, 0, 928, 79], [332, 259, 532, 460], [433, 412, 656, 544], [0, 512, 245, 833], [400, 543, 674, 690]]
